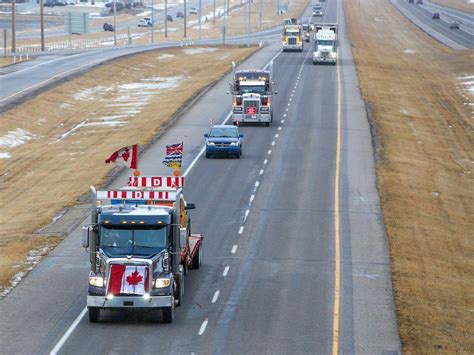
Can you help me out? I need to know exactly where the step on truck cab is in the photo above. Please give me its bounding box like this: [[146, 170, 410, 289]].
[[313, 23, 338, 65], [282, 18, 304, 52], [229, 62, 277, 127], [83, 175, 203, 323]]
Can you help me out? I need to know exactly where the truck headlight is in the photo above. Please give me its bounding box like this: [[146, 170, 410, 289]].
[[207, 142, 215, 146], [230, 142, 238, 146], [89, 276, 104, 288], [331, 52, 337, 57], [155, 278, 171, 288]]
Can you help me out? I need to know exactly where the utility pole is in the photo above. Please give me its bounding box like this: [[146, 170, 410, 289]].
[[11, 0, 16, 53], [183, 0, 187, 38], [259, 0, 262, 29], [113, 0, 117, 46], [40, 0, 45, 51], [198, 0, 202, 40], [151, 0, 154, 43], [247, 0, 250, 46], [165, 0, 168, 38], [212, 0, 215, 25], [222, 0, 226, 44]]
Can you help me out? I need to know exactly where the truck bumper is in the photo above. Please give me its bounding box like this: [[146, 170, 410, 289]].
[[87, 295, 172, 308], [313, 57, 336, 64], [233, 113, 271, 123], [283, 45, 303, 51]]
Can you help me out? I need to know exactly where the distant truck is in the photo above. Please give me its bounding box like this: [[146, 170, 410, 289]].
[[282, 18, 303, 52], [229, 62, 277, 126], [83, 176, 203, 323], [313, 23, 338, 65]]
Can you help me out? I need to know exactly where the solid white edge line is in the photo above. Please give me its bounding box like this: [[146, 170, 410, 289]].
[[49, 44, 285, 355], [222, 266, 230, 277], [211, 290, 220, 303], [231, 245, 238, 254], [49, 307, 88, 355], [198, 318, 209, 335]]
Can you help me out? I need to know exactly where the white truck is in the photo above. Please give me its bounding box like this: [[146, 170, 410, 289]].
[[312, 23, 338, 65]]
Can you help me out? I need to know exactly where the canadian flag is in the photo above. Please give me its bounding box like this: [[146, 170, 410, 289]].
[[105, 144, 138, 169], [107, 265, 149, 295]]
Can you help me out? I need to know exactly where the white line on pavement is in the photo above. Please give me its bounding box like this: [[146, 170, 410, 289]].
[[238, 226, 244, 234], [211, 290, 220, 303], [244, 209, 250, 222], [271, 141, 275, 146], [259, 169, 264, 175], [231, 245, 238, 254], [263, 159, 268, 165], [198, 319, 209, 335], [49, 307, 88, 355], [222, 266, 230, 277], [249, 194, 255, 205]]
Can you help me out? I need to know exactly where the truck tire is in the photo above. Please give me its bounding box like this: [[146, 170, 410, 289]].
[[88, 307, 100, 323], [190, 245, 202, 269], [175, 274, 184, 307], [265, 122, 270, 127], [162, 305, 174, 323]]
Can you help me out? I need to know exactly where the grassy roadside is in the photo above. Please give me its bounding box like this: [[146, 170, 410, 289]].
[[344, 0, 473, 353], [0, 45, 258, 293], [431, 0, 474, 13]]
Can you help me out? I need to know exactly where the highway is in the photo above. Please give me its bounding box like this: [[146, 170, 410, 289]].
[[391, 0, 473, 49], [0, 0, 401, 353]]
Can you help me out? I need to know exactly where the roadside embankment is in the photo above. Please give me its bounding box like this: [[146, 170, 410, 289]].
[[0, 45, 258, 295], [344, 0, 473, 353]]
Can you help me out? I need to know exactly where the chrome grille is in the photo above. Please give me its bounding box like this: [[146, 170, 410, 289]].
[[288, 37, 297, 45], [244, 99, 260, 115]]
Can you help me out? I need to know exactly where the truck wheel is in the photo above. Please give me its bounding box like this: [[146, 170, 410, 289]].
[[175, 275, 184, 306], [88, 307, 100, 323], [162, 305, 174, 323], [265, 122, 270, 127], [190, 245, 202, 269]]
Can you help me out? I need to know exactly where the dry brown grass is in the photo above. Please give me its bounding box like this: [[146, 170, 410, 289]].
[[0, 44, 258, 290], [431, 0, 474, 13], [344, 0, 473, 353]]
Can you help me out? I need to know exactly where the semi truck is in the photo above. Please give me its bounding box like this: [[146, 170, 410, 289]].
[[229, 62, 277, 126], [83, 175, 203, 323], [313, 23, 338, 65], [282, 18, 303, 52]]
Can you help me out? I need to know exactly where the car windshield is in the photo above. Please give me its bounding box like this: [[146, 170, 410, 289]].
[[100, 225, 167, 255], [209, 127, 238, 138], [318, 40, 334, 46], [240, 84, 266, 94]]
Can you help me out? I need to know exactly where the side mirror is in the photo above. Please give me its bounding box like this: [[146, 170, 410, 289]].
[[179, 228, 187, 248], [204, 133, 209, 137], [226, 91, 230, 95], [185, 202, 196, 210], [239, 134, 244, 138], [274, 91, 278, 95], [82, 226, 90, 248]]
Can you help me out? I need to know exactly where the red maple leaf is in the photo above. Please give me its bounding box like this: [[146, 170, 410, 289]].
[[121, 148, 130, 162], [126, 270, 143, 285]]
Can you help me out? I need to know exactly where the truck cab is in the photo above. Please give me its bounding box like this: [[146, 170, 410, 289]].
[[84, 177, 202, 323], [313, 23, 338, 65], [229, 64, 276, 126]]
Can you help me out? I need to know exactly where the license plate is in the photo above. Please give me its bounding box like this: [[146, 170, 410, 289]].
[[246, 107, 257, 114]]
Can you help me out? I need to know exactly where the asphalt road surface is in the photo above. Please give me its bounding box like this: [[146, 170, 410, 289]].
[[391, 0, 473, 49], [0, 0, 401, 353]]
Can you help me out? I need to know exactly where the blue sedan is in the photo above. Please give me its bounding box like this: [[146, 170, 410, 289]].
[[205, 125, 244, 158]]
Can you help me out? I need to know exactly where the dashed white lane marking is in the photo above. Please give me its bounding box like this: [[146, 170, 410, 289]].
[[231, 245, 238, 254], [198, 319, 209, 335], [49, 307, 88, 355], [289, 98, 293, 102], [268, 150, 272, 155], [291, 93, 294, 97], [278, 127, 282, 131], [238, 226, 244, 234], [255, 181, 260, 188], [281, 119, 285, 123], [287, 103, 291, 106], [249, 194, 255, 204], [211, 290, 220, 304], [259, 169, 264, 175], [264, 159, 268, 165], [222, 266, 230, 277], [271, 141, 275, 146], [244, 209, 250, 222], [285, 108, 289, 112]]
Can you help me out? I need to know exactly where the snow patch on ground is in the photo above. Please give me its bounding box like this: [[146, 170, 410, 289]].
[[73, 86, 112, 101], [403, 48, 415, 54], [157, 53, 175, 60], [458, 74, 474, 95], [0, 152, 11, 159], [0, 128, 35, 159], [374, 17, 384, 22], [182, 47, 219, 55]]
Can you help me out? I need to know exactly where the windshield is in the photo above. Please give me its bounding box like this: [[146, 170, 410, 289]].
[[240, 85, 266, 94], [100, 225, 167, 255], [317, 40, 334, 46], [209, 127, 238, 138]]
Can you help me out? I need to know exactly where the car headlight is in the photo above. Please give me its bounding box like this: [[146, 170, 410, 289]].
[[331, 52, 336, 57], [89, 276, 104, 288], [230, 142, 239, 146], [207, 141, 215, 146], [155, 278, 171, 288]]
